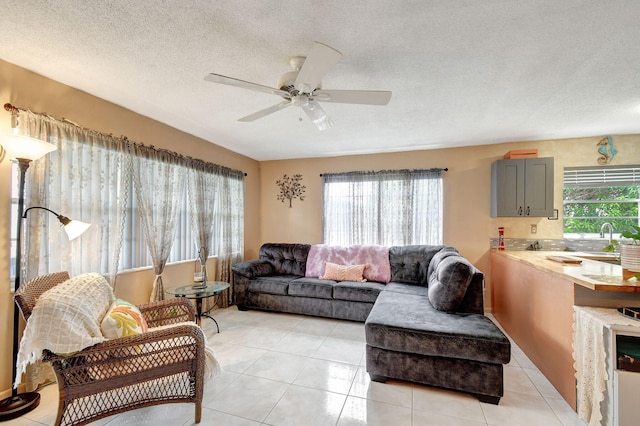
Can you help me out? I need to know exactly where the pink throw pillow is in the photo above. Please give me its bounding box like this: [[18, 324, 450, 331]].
[[319, 262, 368, 282]]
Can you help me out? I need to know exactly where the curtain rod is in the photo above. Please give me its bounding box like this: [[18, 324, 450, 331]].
[[319, 167, 448, 177], [4, 102, 247, 177]]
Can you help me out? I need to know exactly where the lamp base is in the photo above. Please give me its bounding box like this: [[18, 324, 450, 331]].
[[0, 392, 41, 421]]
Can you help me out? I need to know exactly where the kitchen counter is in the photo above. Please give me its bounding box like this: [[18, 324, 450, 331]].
[[490, 250, 640, 411], [491, 250, 640, 292]]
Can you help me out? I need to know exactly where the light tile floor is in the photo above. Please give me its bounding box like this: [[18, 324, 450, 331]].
[[5, 307, 587, 425]]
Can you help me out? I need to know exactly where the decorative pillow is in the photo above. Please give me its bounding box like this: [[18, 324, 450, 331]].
[[319, 262, 368, 282], [428, 256, 473, 312], [101, 299, 148, 339], [306, 245, 391, 283]]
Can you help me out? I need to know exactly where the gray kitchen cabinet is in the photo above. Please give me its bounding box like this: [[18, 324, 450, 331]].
[[491, 157, 554, 217]]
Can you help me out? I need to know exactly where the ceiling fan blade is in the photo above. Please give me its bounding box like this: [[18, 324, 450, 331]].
[[238, 101, 292, 122], [205, 73, 290, 98], [294, 42, 342, 94], [301, 100, 333, 131], [313, 89, 392, 105]]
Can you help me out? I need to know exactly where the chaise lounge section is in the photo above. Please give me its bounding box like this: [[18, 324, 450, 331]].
[[232, 243, 510, 403]]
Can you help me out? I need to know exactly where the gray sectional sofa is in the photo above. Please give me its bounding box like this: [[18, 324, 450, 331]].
[[232, 243, 510, 404]]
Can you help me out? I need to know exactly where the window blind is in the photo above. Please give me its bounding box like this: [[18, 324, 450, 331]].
[[564, 165, 640, 187]]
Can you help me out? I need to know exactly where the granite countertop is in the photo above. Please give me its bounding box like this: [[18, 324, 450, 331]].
[[491, 250, 640, 292]]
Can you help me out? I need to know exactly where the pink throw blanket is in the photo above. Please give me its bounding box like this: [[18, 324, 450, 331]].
[[306, 244, 391, 283]]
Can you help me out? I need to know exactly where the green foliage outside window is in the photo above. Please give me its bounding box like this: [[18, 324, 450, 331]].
[[563, 186, 639, 234]]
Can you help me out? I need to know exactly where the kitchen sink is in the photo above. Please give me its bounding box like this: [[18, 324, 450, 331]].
[[574, 252, 621, 265]]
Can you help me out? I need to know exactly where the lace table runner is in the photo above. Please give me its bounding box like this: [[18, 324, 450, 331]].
[[573, 306, 639, 426]]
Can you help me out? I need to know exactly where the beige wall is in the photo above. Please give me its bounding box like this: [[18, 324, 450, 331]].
[[0, 59, 260, 396], [259, 135, 640, 308]]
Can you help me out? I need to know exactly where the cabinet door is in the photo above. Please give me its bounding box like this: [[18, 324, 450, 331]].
[[491, 157, 554, 217], [524, 157, 554, 217], [491, 159, 525, 217]]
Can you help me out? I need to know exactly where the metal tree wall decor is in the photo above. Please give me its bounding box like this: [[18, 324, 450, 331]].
[[276, 174, 306, 207]]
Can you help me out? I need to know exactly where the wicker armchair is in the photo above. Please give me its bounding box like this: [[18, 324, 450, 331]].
[[14, 272, 206, 426]]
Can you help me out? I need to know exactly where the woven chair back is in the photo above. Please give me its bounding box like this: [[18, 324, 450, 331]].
[[14, 271, 70, 320]]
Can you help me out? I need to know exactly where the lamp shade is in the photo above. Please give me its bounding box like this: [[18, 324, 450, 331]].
[[1, 134, 57, 161], [62, 219, 91, 241], [23, 207, 92, 241]]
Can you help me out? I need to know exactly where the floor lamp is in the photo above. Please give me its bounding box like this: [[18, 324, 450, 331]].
[[0, 134, 89, 420]]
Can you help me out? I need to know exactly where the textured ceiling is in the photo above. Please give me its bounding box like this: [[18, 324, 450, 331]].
[[1, 1, 639, 161]]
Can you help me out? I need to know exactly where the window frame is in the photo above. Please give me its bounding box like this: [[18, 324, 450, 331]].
[[563, 165, 640, 239]]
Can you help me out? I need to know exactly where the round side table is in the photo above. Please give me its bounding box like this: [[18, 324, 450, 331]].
[[166, 281, 230, 332]]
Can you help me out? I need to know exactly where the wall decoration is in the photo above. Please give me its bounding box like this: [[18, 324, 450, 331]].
[[597, 136, 617, 164], [276, 174, 306, 207]]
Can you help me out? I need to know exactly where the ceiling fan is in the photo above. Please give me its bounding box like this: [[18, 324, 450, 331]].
[[204, 42, 392, 131]]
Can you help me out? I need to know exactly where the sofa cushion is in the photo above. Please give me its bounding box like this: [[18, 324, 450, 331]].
[[428, 255, 474, 312], [333, 281, 386, 303], [259, 243, 311, 276], [365, 291, 510, 365], [232, 260, 274, 278], [320, 262, 367, 282], [289, 277, 335, 299], [248, 275, 299, 296], [383, 282, 430, 297], [389, 245, 445, 285]]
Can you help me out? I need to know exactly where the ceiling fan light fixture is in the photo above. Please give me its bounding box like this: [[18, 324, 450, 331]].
[[312, 115, 333, 131], [292, 95, 309, 108], [304, 101, 333, 131]]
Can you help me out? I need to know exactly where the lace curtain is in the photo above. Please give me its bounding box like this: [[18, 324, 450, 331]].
[[214, 169, 245, 308], [16, 108, 245, 303], [19, 111, 130, 286], [131, 145, 186, 302], [186, 161, 244, 308], [186, 161, 218, 312], [322, 169, 443, 246], [17, 110, 130, 390]]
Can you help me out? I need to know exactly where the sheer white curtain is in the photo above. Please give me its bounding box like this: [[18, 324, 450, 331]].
[[19, 111, 130, 285], [186, 162, 244, 308], [17, 110, 130, 390], [131, 146, 186, 302], [213, 169, 244, 308], [186, 162, 220, 282], [322, 169, 443, 246]]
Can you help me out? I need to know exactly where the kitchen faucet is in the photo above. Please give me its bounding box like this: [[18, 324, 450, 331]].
[[600, 222, 614, 245]]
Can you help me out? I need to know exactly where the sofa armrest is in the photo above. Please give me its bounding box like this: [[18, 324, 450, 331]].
[[427, 249, 484, 314], [232, 260, 275, 278]]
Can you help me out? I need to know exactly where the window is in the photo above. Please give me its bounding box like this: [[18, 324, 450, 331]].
[[120, 173, 205, 271], [322, 169, 443, 246], [563, 165, 640, 238], [11, 109, 244, 286], [17, 139, 242, 280]]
